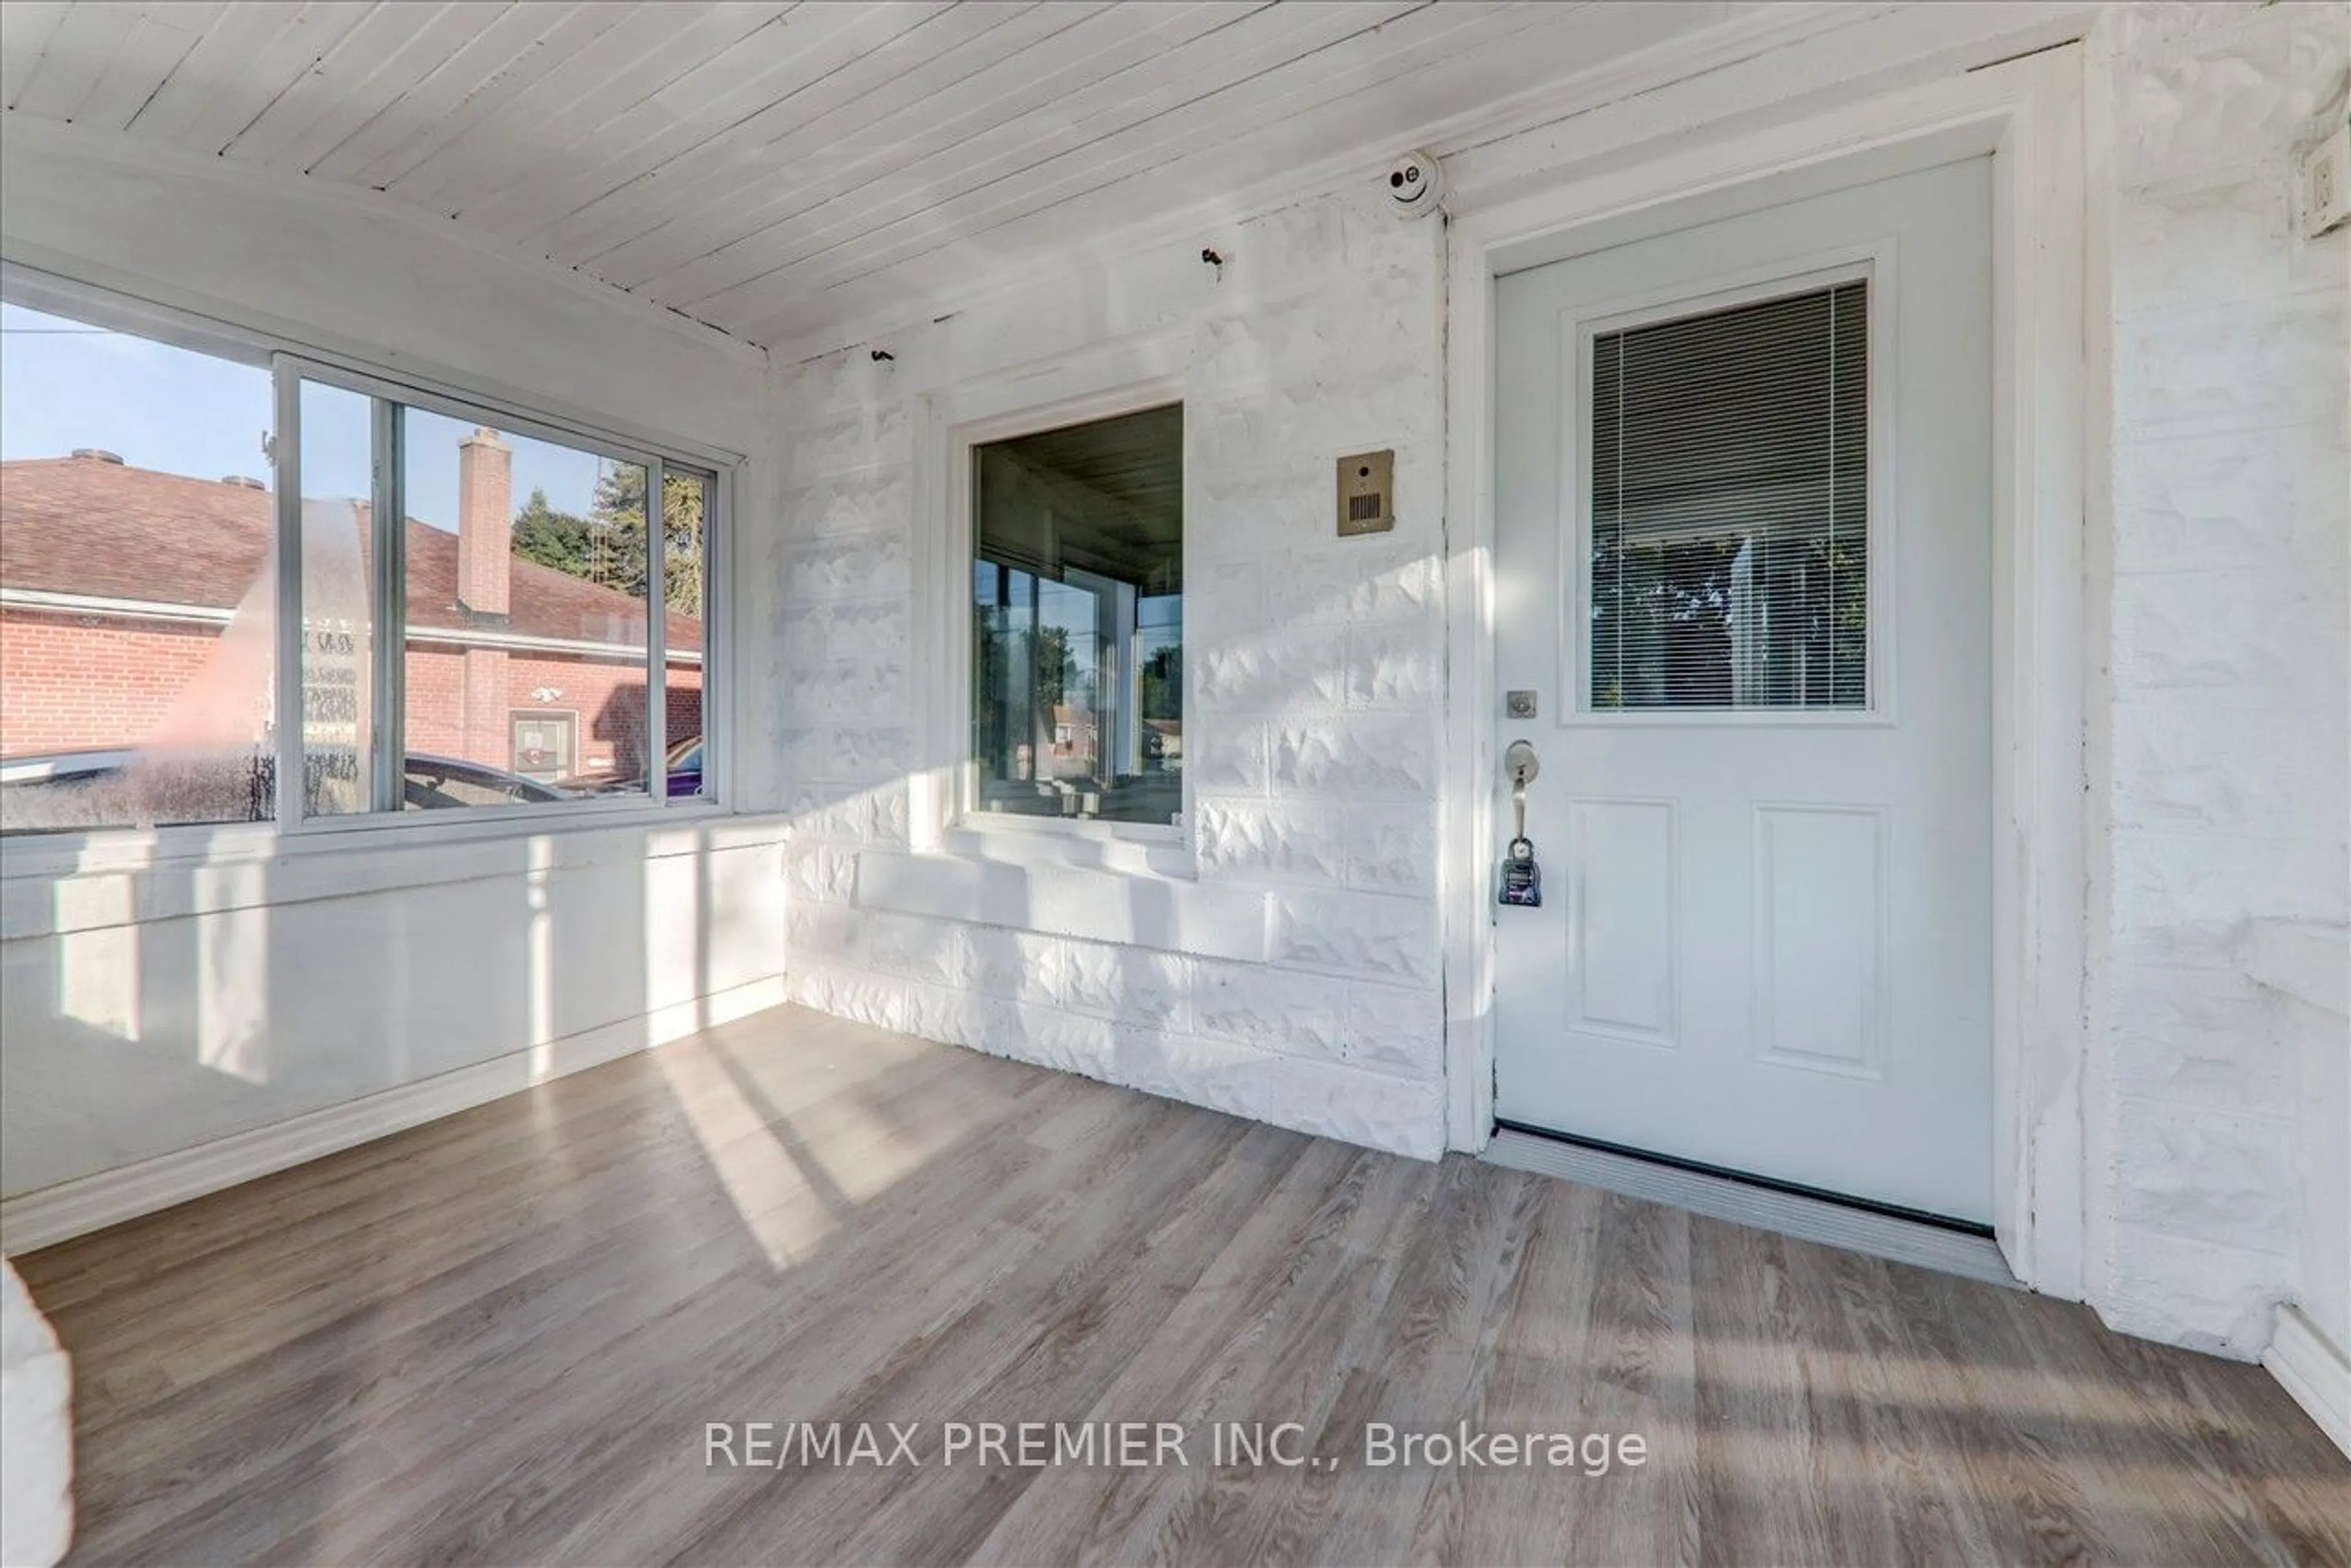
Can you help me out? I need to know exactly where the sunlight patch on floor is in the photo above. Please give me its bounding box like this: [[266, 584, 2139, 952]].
[[654, 1036, 841, 1270]]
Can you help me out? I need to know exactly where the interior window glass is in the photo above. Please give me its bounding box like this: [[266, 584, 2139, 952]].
[[0, 299, 276, 833], [2, 287, 718, 833], [297, 378, 375, 816], [972, 403, 1182, 825], [399, 411, 651, 807], [661, 468, 708, 798]]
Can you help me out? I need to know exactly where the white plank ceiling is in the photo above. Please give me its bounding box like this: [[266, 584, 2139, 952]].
[[0, 1, 1756, 350]]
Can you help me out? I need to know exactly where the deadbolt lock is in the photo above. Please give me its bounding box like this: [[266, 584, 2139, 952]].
[[1505, 689, 1538, 719]]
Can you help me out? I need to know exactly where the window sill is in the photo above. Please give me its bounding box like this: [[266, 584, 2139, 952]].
[[0, 801, 793, 940], [853, 842, 1269, 963], [2, 795, 727, 875], [939, 819, 1195, 879]]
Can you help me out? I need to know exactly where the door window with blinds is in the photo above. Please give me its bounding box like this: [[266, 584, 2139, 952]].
[[1581, 268, 1880, 715]]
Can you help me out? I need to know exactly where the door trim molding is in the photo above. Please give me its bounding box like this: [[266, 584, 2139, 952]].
[[1439, 46, 2090, 1301]]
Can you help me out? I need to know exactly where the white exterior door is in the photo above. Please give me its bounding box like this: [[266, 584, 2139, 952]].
[[1491, 158, 1994, 1224]]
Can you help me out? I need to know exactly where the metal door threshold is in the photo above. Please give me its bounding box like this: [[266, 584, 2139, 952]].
[[1483, 1127, 2019, 1289]]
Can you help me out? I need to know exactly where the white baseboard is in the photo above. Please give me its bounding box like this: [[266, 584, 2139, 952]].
[[0, 975, 788, 1255], [2265, 1305, 2351, 1461]]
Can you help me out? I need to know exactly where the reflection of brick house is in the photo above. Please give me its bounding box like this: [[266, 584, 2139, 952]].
[[0, 438, 699, 778]]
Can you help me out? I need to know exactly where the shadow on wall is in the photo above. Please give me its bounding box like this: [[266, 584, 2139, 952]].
[[591, 681, 651, 782], [0, 818, 778, 1204]]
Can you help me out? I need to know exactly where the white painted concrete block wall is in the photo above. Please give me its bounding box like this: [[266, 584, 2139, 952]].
[[773, 191, 1454, 1159], [770, 2, 2349, 1365], [2093, 1, 2349, 1356]]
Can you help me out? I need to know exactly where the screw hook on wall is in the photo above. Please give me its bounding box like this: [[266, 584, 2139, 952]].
[[869, 348, 894, 362]]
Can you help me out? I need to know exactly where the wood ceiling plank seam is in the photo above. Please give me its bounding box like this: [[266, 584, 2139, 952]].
[[1438, 2, 1919, 198], [53, 2, 229, 134], [220, 1, 478, 171], [661, 1, 1392, 313], [790, 1, 1558, 302], [992, 9, 1616, 253], [170, 1, 383, 156], [303, 2, 564, 182], [0, 1, 72, 113], [564, 1, 1076, 280], [743, 1, 1867, 353], [383, 1, 789, 214], [9, 1, 148, 126], [411, 2, 803, 223], [920, 0, 1804, 294], [462, 1, 937, 244], [508, 0, 963, 260], [492, 1, 1242, 261], [353, 1, 644, 192], [631, 1, 1273, 304], [1371, 0, 1762, 163], [1197, 1, 1719, 190], [118, 0, 296, 140], [672, 0, 1421, 317], [449, 0, 923, 245], [580, 1, 1099, 288], [631, 0, 1302, 311], [555, 0, 1063, 271], [546, 0, 1166, 284], [213, 0, 403, 159], [773, 0, 1504, 298], [790, 27, 1569, 332]]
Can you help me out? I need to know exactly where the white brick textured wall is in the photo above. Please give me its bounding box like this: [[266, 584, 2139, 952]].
[[771, 190, 1451, 1160], [763, 2, 2350, 1360], [2093, 1, 2349, 1357]]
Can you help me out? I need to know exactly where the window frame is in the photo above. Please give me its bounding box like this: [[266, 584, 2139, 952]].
[[1561, 246, 1898, 729], [0, 261, 733, 860], [946, 378, 1188, 844]]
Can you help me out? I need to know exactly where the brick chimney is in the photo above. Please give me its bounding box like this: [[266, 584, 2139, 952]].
[[456, 427, 511, 621]]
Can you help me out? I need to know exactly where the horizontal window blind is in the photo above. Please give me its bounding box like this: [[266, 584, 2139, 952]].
[[1590, 279, 1868, 711]]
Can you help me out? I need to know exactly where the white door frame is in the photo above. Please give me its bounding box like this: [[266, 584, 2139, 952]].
[[1439, 46, 2088, 1299]]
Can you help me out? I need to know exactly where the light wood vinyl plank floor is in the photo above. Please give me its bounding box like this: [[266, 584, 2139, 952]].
[[17, 1004, 2348, 1567]]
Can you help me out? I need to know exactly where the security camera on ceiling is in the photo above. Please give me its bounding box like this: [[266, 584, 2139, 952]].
[[1386, 151, 1445, 219]]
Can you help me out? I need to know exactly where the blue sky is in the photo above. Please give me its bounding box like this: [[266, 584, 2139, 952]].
[[2, 302, 617, 528]]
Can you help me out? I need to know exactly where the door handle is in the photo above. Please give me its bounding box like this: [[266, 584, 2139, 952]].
[[1499, 740, 1542, 907], [1504, 740, 1539, 842]]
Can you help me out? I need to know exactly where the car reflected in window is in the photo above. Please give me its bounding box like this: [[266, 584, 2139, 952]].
[[400, 754, 572, 811], [0, 747, 571, 831], [555, 734, 702, 800]]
